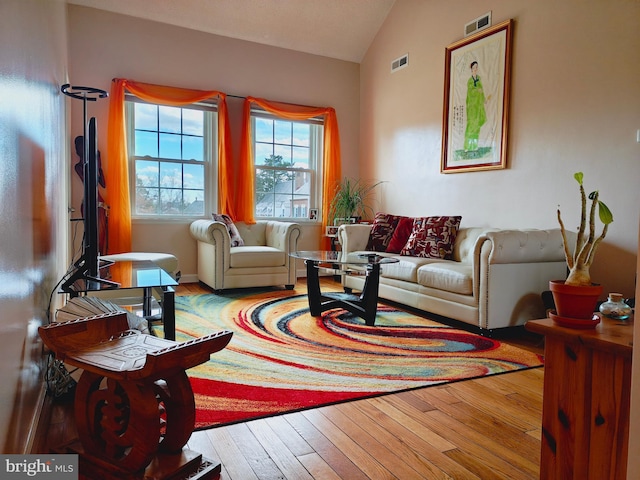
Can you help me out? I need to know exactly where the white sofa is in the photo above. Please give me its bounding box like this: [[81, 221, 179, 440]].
[[190, 219, 301, 291], [337, 224, 567, 332]]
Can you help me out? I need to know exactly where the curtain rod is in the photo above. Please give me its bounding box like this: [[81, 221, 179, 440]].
[[113, 79, 321, 109]]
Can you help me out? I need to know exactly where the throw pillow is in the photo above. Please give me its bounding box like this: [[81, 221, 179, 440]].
[[385, 216, 414, 254], [366, 212, 400, 251], [212, 213, 244, 247], [400, 216, 462, 259]]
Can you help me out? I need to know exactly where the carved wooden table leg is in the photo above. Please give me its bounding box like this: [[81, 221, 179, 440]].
[[75, 371, 161, 472], [154, 371, 195, 453]]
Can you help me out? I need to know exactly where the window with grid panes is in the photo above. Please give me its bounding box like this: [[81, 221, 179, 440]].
[[253, 112, 323, 219], [126, 98, 216, 218]]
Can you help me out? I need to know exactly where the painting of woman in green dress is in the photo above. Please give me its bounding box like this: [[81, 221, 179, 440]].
[[442, 20, 512, 172], [464, 61, 488, 152]]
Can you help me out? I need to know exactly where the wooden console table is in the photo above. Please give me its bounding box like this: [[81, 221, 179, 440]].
[[526, 314, 633, 479]]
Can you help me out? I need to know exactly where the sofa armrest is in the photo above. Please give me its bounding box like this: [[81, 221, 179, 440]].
[[472, 229, 568, 329], [472, 228, 566, 295], [475, 229, 566, 265], [337, 224, 373, 252], [190, 220, 230, 247]]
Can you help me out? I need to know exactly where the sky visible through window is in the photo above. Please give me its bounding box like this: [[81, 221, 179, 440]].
[[133, 103, 206, 215], [134, 103, 204, 161], [254, 117, 310, 167]]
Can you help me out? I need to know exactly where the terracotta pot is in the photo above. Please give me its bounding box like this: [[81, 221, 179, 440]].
[[549, 280, 603, 320]]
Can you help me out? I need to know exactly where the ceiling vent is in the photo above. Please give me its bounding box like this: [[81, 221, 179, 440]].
[[464, 12, 492, 37], [391, 53, 409, 73]]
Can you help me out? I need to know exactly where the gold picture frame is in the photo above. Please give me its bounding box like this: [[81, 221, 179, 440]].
[[441, 19, 513, 173]]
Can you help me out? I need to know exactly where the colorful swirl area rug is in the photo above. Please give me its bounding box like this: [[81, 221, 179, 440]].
[[167, 289, 542, 430]]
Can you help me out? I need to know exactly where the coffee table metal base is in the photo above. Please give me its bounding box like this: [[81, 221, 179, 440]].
[[304, 259, 381, 326]]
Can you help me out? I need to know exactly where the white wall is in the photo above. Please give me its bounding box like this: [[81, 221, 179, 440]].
[[67, 5, 360, 279], [0, 0, 69, 451], [630, 223, 640, 478], [361, 0, 639, 299], [363, 1, 640, 476]]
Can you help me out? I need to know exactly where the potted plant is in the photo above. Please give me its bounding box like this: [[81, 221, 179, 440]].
[[329, 177, 382, 225], [550, 172, 614, 320]]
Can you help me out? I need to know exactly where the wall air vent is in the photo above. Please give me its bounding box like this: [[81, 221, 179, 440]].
[[391, 53, 409, 73], [464, 12, 492, 37]]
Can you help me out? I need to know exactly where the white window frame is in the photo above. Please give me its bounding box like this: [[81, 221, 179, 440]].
[[125, 96, 217, 221], [251, 109, 323, 221]]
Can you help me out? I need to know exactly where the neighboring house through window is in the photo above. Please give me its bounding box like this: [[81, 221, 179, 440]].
[[253, 110, 323, 219], [125, 97, 217, 218]]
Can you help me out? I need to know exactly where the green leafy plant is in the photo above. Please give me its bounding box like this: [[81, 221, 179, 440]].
[[329, 178, 382, 224], [557, 172, 614, 287]]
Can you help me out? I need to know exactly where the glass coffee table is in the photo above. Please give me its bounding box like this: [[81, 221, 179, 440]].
[[290, 251, 398, 326]]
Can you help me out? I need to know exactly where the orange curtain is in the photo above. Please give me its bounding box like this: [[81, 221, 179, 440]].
[[106, 79, 232, 253], [238, 97, 342, 244]]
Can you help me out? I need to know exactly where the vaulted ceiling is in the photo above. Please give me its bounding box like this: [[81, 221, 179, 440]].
[[66, 0, 396, 63]]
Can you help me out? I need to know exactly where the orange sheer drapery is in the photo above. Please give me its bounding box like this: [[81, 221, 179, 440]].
[[238, 97, 342, 244], [106, 79, 232, 253]]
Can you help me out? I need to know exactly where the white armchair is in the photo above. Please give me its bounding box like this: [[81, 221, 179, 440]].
[[190, 219, 302, 291]]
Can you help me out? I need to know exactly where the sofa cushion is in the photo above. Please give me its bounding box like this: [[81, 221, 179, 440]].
[[386, 216, 413, 254], [401, 216, 462, 259], [229, 246, 285, 268], [417, 262, 473, 295], [212, 213, 244, 247], [380, 256, 437, 283], [366, 213, 401, 251]]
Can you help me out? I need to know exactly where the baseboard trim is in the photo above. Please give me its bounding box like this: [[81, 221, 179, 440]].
[[179, 273, 199, 284], [27, 384, 49, 453]]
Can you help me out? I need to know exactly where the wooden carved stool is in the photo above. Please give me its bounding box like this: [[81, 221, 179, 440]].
[[39, 312, 232, 480]]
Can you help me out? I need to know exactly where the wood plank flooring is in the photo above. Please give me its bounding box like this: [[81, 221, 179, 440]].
[[42, 279, 545, 479]]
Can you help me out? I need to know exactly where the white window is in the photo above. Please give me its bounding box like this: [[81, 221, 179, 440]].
[[252, 112, 323, 220], [126, 98, 216, 218]]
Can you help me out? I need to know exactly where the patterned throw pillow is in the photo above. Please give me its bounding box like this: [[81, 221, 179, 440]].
[[385, 216, 414, 254], [212, 213, 244, 247], [366, 213, 401, 251], [400, 216, 462, 259]]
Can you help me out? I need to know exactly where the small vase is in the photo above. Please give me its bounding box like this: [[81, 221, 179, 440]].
[[599, 293, 632, 320], [549, 280, 603, 320]]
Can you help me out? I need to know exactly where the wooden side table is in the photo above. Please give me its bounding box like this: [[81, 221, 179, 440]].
[[526, 314, 633, 480]]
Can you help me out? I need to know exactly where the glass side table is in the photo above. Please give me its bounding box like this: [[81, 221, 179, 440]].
[[61, 260, 179, 340]]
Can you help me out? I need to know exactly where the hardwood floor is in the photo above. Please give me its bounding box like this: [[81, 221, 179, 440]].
[[43, 279, 545, 479]]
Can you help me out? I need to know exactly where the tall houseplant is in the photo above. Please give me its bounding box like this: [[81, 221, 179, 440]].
[[550, 172, 614, 320], [329, 178, 382, 224]]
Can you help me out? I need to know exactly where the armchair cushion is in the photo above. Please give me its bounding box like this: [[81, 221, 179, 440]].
[[229, 246, 286, 268]]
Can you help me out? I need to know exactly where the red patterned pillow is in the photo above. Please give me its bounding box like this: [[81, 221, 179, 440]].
[[385, 216, 414, 253], [212, 213, 245, 247], [366, 212, 400, 251], [400, 216, 462, 259]]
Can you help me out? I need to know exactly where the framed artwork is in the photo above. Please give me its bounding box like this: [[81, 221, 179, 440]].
[[441, 19, 513, 173], [309, 208, 318, 220], [325, 226, 339, 237]]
